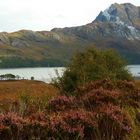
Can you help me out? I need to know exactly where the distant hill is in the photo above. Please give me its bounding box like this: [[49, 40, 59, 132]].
[[0, 3, 140, 67]]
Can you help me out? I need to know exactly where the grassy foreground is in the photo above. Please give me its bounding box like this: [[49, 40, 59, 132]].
[[0, 80, 140, 109], [0, 80, 59, 100], [0, 80, 59, 111], [0, 79, 140, 140], [134, 80, 140, 88], [0, 79, 139, 101]]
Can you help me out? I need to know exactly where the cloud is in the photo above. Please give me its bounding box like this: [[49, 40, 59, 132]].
[[0, 0, 139, 32]]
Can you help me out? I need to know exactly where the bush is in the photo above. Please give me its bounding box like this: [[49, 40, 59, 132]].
[[1, 79, 139, 140], [97, 104, 132, 140], [55, 47, 133, 94], [81, 89, 120, 110], [48, 96, 75, 111]]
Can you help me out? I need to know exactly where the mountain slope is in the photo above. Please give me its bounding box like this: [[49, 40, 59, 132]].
[[51, 3, 140, 63], [0, 3, 140, 67]]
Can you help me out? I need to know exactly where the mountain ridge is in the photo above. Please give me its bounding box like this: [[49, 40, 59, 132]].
[[0, 3, 140, 67]]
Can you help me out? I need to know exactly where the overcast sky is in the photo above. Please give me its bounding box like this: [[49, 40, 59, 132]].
[[0, 0, 140, 32]]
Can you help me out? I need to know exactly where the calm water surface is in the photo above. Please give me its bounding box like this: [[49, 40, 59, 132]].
[[127, 65, 140, 77], [0, 65, 139, 82], [0, 67, 65, 83]]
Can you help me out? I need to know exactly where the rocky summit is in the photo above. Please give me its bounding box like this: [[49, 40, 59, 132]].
[[0, 3, 140, 67], [95, 3, 140, 40]]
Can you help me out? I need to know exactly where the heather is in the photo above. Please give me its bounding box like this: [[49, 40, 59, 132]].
[[1, 79, 140, 140]]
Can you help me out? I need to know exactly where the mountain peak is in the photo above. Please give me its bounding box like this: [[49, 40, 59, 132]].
[[121, 3, 136, 7], [95, 3, 140, 28]]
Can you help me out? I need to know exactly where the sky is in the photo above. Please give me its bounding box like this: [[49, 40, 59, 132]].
[[0, 0, 140, 32]]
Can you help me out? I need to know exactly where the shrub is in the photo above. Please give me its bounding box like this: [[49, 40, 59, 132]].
[[0, 111, 97, 140], [55, 47, 133, 94], [31, 76, 34, 80], [47, 110, 97, 140], [97, 104, 132, 140], [81, 89, 120, 110], [48, 96, 75, 111], [79, 79, 116, 93], [0, 112, 26, 140], [1, 80, 139, 140]]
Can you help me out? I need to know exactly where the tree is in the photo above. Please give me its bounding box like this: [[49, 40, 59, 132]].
[[31, 76, 34, 80], [0, 74, 16, 80], [55, 47, 133, 94]]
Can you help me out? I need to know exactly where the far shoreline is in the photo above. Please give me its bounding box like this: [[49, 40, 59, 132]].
[[0, 64, 139, 69]]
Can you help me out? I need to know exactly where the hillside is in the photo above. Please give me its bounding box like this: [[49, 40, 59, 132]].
[[0, 3, 140, 67]]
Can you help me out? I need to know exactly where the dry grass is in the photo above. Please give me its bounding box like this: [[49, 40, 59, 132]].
[[1, 79, 140, 112], [0, 80, 59, 103], [0, 79, 140, 101], [135, 80, 140, 89], [0, 79, 140, 100]]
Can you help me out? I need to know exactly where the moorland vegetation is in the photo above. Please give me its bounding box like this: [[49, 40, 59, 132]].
[[0, 47, 140, 140]]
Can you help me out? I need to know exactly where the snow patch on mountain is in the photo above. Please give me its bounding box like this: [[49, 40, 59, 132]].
[[127, 26, 140, 40], [102, 8, 111, 21], [115, 17, 140, 40], [115, 17, 125, 25], [102, 4, 117, 21], [101, 6, 140, 40]]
